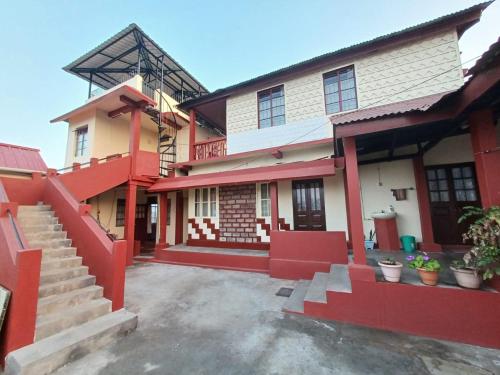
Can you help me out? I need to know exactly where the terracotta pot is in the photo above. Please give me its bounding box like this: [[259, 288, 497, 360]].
[[378, 261, 403, 282], [451, 266, 482, 289], [417, 268, 439, 286]]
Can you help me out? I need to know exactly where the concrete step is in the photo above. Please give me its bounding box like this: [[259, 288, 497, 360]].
[[39, 275, 96, 298], [35, 298, 112, 341], [304, 272, 329, 304], [17, 210, 55, 219], [5, 310, 138, 375], [41, 247, 77, 260], [25, 230, 67, 241], [17, 216, 58, 226], [283, 280, 311, 314], [327, 264, 352, 293], [29, 238, 72, 249], [40, 266, 88, 285], [37, 285, 104, 316], [41, 256, 83, 272], [21, 223, 63, 234], [17, 204, 51, 212]]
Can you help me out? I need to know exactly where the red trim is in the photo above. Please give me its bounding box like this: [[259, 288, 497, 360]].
[[189, 109, 196, 161], [186, 239, 270, 250], [124, 182, 138, 265], [158, 192, 168, 245], [149, 158, 336, 192], [171, 138, 333, 169], [175, 191, 184, 244], [343, 137, 366, 264], [413, 156, 441, 251], [270, 182, 278, 231]]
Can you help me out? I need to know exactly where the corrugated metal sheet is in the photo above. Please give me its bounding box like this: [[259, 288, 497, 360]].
[[330, 92, 450, 126], [0, 143, 47, 172]]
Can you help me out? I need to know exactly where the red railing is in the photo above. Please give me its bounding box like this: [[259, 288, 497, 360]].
[[194, 137, 227, 160]]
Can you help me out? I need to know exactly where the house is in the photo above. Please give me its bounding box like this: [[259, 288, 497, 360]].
[[1, 2, 500, 373]]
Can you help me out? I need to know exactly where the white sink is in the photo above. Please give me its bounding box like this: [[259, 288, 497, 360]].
[[371, 212, 397, 220]]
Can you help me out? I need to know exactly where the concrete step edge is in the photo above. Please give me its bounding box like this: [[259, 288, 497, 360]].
[[283, 280, 311, 314], [304, 272, 329, 304]]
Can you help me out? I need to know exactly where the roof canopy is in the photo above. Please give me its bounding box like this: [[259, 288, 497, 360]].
[[0, 143, 47, 173], [64, 24, 208, 101]]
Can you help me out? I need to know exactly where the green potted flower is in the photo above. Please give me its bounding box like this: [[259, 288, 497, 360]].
[[377, 257, 403, 283], [454, 206, 500, 289], [364, 229, 375, 251], [406, 253, 441, 286]]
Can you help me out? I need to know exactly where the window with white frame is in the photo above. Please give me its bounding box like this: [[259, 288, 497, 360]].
[[260, 183, 270, 217], [194, 187, 217, 217], [75, 126, 88, 157]]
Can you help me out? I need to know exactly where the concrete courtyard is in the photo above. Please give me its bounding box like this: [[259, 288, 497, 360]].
[[55, 262, 500, 375]]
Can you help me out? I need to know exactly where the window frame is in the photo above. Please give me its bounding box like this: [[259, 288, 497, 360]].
[[194, 187, 217, 218], [75, 126, 89, 157], [116, 198, 126, 227], [257, 85, 286, 129], [322, 65, 358, 115]]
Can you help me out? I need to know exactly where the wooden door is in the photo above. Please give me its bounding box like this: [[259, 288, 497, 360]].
[[134, 204, 148, 242], [426, 163, 481, 245], [292, 179, 326, 231]]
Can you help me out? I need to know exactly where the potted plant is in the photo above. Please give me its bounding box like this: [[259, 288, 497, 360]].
[[453, 206, 500, 288], [378, 257, 403, 282], [364, 229, 375, 251], [406, 253, 441, 286]]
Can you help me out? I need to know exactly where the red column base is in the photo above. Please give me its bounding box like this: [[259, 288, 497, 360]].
[[348, 263, 376, 282], [154, 242, 169, 258], [374, 218, 400, 251], [418, 242, 442, 252]]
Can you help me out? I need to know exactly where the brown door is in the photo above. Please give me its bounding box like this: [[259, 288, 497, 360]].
[[134, 204, 148, 242], [426, 163, 481, 245], [292, 179, 326, 231]]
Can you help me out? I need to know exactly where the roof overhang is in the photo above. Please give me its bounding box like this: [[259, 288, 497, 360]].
[[149, 158, 336, 192], [50, 85, 156, 123]]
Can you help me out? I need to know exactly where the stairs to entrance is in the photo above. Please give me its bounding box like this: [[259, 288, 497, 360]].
[[5, 204, 137, 375], [283, 264, 352, 314]]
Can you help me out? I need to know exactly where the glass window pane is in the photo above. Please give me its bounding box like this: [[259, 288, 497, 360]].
[[326, 103, 340, 114], [210, 202, 216, 217], [340, 79, 354, 90], [272, 97, 284, 107], [195, 189, 200, 203], [272, 115, 285, 126], [428, 181, 437, 191], [261, 200, 269, 217], [452, 168, 461, 178], [325, 83, 339, 94], [342, 99, 357, 111], [202, 188, 208, 203], [464, 179, 475, 189], [440, 191, 450, 202], [260, 118, 271, 128], [437, 169, 446, 179], [325, 93, 340, 104], [427, 170, 436, 180], [456, 190, 466, 201], [210, 188, 216, 202], [341, 88, 356, 100], [195, 202, 200, 217], [438, 180, 448, 190], [462, 167, 473, 178], [272, 106, 285, 116], [202, 202, 208, 217], [258, 92, 270, 102], [261, 184, 269, 199], [466, 190, 477, 201], [430, 192, 439, 202], [260, 109, 271, 120], [453, 179, 464, 189]]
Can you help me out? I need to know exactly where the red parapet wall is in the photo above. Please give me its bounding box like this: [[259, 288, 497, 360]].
[[44, 177, 127, 310], [135, 150, 160, 177], [269, 230, 348, 280], [303, 278, 500, 349]]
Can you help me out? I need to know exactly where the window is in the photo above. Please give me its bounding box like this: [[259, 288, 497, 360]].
[[195, 187, 217, 217], [323, 66, 357, 114], [260, 183, 270, 217], [116, 199, 125, 226], [150, 203, 158, 224], [258, 85, 285, 128], [427, 169, 450, 202], [75, 126, 88, 157], [451, 166, 478, 202]]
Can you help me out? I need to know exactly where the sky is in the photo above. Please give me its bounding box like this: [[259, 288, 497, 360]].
[[0, 0, 498, 168]]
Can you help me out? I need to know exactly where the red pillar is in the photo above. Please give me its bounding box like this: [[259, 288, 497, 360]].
[[175, 191, 184, 245], [129, 108, 142, 175], [270, 181, 279, 231], [124, 182, 138, 265], [343, 137, 366, 264], [189, 109, 196, 161], [413, 156, 442, 251], [157, 192, 168, 248], [342, 170, 352, 248], [469, 109, 500, 208]]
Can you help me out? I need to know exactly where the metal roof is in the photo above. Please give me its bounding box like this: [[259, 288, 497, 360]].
[[0, 143, 47, 173], [64, 24, 208, 100], [180, 1, 491, 110], [330, 92, 450, 126]]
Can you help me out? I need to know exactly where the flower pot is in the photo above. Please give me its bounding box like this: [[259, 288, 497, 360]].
[[451, 266, 482, 289], [417, 268, 439, 286], [364, 240, 375, 251], [378, 261, 403, 282]]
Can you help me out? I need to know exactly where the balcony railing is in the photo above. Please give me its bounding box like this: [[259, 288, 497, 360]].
[[194, 137, 227, 160]]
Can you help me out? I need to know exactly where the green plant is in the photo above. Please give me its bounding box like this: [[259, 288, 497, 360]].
[[366, 229, 376, 241], [406, 253, 441, 272], [451, 259, 467, 270], [380, 257, 397, 266], [459, 206, 500, 280]]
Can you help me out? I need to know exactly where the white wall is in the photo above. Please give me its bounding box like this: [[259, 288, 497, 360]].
[[424, 133, 474, 166], [359, 159, 422, 242]]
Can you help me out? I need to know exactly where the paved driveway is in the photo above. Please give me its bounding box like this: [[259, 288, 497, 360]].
[[57, 263, 500, 375]]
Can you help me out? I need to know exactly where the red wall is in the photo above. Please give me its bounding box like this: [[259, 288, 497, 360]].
[[270, 230, 348, 279]]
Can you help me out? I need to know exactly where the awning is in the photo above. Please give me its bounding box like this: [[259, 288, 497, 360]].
[[149, 158, 335, 192]]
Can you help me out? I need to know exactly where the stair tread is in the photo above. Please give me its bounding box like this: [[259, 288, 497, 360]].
[[38, 285, 103, 307], [40, 265, 88, 277], [39, 275, 95, 292], [41, 256, 82, 265], [327, 264, 352, 293], [283, 280, 311, 313], [304, 272, 329, 303], [6, 310, 137, 374], [37, 298, 111, 326]]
